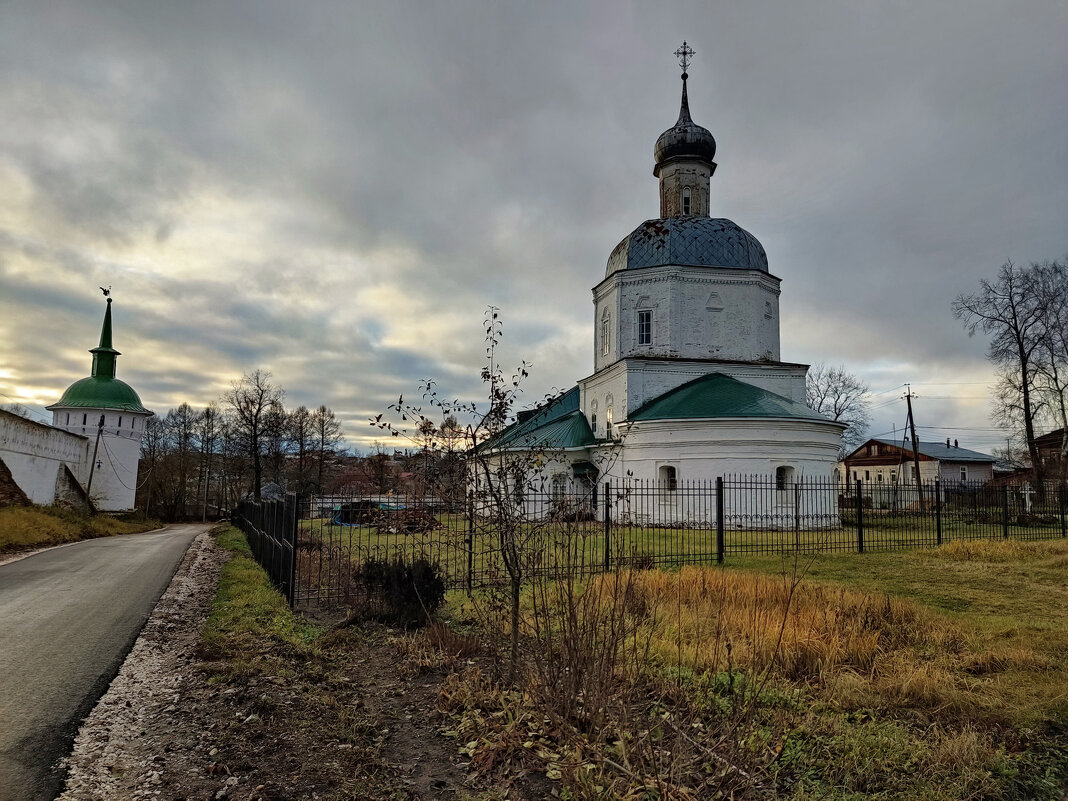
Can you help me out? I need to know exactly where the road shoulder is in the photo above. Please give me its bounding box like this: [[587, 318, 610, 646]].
[[58, 528, 227, 799]]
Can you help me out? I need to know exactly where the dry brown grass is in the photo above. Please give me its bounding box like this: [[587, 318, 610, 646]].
[[930, 538, 1065, 562], [590, 565, 1049, 719], [0, 505, 158, 552]]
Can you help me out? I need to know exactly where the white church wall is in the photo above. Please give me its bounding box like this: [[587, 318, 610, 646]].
[[603, 266, 781, 364], [592, 283, 621, 372], [591, 418, 843, 529], [0, 410, 89, 505]]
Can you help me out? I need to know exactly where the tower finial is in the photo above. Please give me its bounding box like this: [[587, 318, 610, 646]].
[[90, 293, 120, 379], [674, 41, 694, 77]]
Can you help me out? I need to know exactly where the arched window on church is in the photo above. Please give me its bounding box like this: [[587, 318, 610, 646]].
[[590, 413, 597, 434], [605, 404, 613, 437], [601, 309, 611, 356], [682, 187, 691, 215]]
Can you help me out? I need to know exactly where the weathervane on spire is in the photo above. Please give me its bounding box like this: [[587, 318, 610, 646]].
[[674, 41, 694, 76]]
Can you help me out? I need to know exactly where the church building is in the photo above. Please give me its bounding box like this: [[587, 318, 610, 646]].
[[483, 46, 845, 517]]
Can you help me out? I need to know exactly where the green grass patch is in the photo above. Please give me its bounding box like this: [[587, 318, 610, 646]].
[[201, 525, 321, 671], [0, 504, 159, 552]]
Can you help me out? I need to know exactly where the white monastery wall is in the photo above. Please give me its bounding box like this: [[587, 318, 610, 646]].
[[0, 410, 89, 505]]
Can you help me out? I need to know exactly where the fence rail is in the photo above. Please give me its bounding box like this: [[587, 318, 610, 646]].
[[231, 477, 1068, 608]]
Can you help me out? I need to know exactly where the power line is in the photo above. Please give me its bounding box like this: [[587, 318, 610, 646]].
[[0, 393, 52, 424]]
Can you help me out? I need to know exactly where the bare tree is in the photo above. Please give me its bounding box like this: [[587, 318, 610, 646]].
[[262, 399, 289, 488], [805, 363, 871, 455], [138, 415, 167, 516], [376, 308, 621, 679], [160, 402, 201, 519], [1030, 259, 1068, 480], [287, 405, 314, 493], [223, 369, 285, 500], [196, 402, 220, 521], [954, 261, 1047, 487], [311, 404, 343, 491]]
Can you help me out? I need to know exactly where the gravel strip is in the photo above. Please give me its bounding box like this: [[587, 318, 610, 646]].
[[57, 529, 227, 800]]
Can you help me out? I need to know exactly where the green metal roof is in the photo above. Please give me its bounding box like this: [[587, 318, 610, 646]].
[[630, 373, 833, 422], [480, 386, 595, 451], [46, 297, 152, 415], [48, 376, 151, 414]]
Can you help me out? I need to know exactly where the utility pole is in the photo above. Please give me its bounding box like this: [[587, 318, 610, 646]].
[[85, 414, 105, 500], [905, 386, 925, 508]]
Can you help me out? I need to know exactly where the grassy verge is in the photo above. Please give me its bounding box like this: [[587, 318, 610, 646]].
[[0, 504, 160, 553], [199, 526, 321, 675]]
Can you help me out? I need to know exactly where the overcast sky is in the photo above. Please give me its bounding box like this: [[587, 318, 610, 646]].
[[1, 1, 1065, 453]]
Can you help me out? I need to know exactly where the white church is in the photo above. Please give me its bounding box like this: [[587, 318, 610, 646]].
[[0, 296, 152, 512], [481, 47, 845, 521]]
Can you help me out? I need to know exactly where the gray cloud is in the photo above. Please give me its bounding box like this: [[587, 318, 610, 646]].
[[0, 0, 1064, 449]]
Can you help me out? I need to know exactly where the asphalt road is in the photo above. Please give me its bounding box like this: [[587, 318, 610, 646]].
[[0, 523, 206, 800]]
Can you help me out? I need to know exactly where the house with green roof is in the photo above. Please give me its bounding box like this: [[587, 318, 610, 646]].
[[477, 53, 846, 527]]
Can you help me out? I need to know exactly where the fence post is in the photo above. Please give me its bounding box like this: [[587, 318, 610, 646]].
[[855, 479, 864, 553], [603, 481, 611, 571], [1060, 485, 1066, 538], [1002, 485, 1010, 539], [286, 493, 298, 608], [934, 479, 942, 546], [715, 476, 725, 564], [465, 490, 474, 596]]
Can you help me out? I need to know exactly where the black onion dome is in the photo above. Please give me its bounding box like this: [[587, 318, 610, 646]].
[[606, 217, 768, 278], [654, 76, 716, 167]]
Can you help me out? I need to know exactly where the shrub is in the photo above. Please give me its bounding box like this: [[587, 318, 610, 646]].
[[351, 556, 445, 627]]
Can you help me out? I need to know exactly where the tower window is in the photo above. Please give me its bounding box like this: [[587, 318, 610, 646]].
[[591, 413, 597, 434], [66, 413, 70, 425], [601, 313, 611, 355], [637, 310, 652, 345], [118, 416, 123, 428], [682, 187, 691, 215], [83, 413, 87, 426]]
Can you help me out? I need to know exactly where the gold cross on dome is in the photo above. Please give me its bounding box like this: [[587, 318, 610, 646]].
[[674, 41, 694, 73]]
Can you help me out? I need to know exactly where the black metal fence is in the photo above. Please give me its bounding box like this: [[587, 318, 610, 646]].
[[232, 478, 1068, 608], [233, 493, 298, 606]]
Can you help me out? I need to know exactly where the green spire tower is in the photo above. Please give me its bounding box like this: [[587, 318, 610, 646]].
[[47, 296, 151, 414], [90, 298, 120, 379]]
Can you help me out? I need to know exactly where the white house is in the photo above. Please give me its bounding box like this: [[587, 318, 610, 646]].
[[477, 52, 845, 527]]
